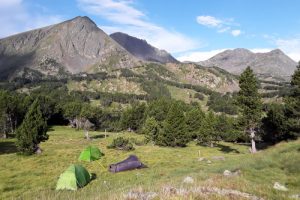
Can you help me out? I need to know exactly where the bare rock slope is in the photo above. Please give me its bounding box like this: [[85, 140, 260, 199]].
[[0, 16, 139, 80], [198, 48, 297, 80], [110, 32, 178, 64]]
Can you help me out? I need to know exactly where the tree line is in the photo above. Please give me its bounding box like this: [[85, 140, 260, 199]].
[[0, 63, 299, 154]]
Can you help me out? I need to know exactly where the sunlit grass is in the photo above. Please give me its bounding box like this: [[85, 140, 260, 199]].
[[0, 126, 299, 199]]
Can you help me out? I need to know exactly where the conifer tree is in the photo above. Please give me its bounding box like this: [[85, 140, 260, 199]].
[[236, 67, 262, 153], [143, 117, 160, 143], [284, 61, 300, 138], [158, 102, 188, 147], [197, 111, 218, 147], [16, 100, 48, 154], [120, 103, 146, 131], [185, 107, 205, 139]]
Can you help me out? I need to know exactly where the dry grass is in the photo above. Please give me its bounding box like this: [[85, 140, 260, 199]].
[[0, 126, 299, 200]]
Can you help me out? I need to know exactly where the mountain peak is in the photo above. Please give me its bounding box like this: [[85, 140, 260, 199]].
[[269, 49, 284, 55], [0, 17, 139, 80], [70, 16, 95, 24], [198, 48, 296, 79], [110, 32, 178, 63], [65, 16, 98, 30]]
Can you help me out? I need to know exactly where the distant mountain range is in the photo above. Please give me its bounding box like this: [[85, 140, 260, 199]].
[[0, 16, 296, 83], [198, 48, 297, 80], [110, 32, 178, 64]]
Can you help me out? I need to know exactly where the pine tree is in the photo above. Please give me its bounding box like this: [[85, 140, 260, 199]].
[[215, 114, 240, 142], [63, 101, 82, 129], [261, 104, 287, 143], [185, 107, 205, 139], [120, 103, 146, 132], [284, 61, 300, 138], [143, 117, 160, 143], [158, 102, 189, 147], [197, 111, 218, 147], [16, 100, 48, 154], [236, 67, 262, 153]]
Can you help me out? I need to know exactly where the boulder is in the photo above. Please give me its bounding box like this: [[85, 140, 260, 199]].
[[223, 169, 241, 177], [183, 176, 194, 184], [273, 182, 288, 191], [223, 170, 232, 176]]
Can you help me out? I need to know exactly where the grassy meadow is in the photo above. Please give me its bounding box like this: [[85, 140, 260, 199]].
[[0, 126, 299, 199]]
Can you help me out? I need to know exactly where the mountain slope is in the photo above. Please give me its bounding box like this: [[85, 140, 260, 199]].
[[110, 32, 178, 64], [198, 48, 297, 80], [0, 16, 139, 80]]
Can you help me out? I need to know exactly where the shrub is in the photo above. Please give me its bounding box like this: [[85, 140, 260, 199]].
[[107, 137, 135, 151], [194, 92, 205, 100]]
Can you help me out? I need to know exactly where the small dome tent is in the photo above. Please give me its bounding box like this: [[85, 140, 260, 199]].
[[79, 146, 104, 162], [56, 164, 91, 190]]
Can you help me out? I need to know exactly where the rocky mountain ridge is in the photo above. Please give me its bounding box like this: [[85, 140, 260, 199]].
[[110, 32, 178, 64], [0, 16, 140, 80], [198, 48, 297, 80]]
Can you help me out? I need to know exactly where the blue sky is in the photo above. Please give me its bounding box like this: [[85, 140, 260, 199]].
[[0, 0, 299, 61]]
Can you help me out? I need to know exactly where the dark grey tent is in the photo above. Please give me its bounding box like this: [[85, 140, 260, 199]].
[[109, 155, 147, 173]]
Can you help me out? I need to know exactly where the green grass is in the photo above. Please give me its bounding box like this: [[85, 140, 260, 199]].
[[0, 126, 299, 199]]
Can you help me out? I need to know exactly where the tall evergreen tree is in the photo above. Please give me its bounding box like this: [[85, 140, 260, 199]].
[[185, 107, 205, 139], [215, 114, 241, 142], [261, 104, 287, 143], [284, 61, 300, 138], [16, 100, 48, 154], [197, 111, 218, 147], [120, 103, 146, 132], [158, 102, 189, 147], [143, 117, 160, 143], [236, 67, 262, 153], [146, 98, 172, 122]]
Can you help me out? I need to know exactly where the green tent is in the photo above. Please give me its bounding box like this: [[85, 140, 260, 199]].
[[56, 164, 91, 191], [79, 146, 104, 162]]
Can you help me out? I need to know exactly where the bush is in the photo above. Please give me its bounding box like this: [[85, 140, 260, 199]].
[[107, 137, 135, 151], [194, 92, 205, 100]]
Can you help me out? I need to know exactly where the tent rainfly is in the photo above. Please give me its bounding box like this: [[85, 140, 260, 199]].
[[56, 164, 91, 190], [109, 155, 147, 173], [79, 146, 104, 162]]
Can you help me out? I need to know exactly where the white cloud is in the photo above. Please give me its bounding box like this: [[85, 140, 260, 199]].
[[231, 29, 241, 37], [0, 0, 22, 7], [77, 0, 201, 53], [0, 0, 63, 38], [196, 16, 222, 27], [218, 27, 230, 33], [275, 37, 300, 61], [177, 49, 229, 62], [263, 34, 300, 61], [196, 15, 243, 37]]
